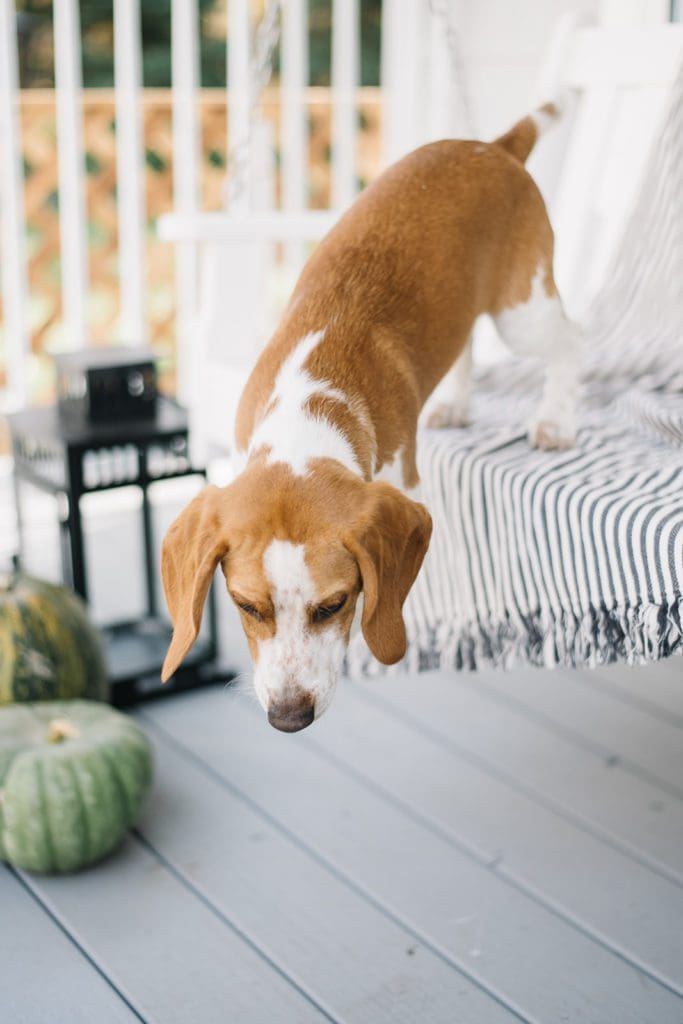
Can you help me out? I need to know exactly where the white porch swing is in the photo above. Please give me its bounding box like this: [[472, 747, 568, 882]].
[[160, 2, 683, 674]]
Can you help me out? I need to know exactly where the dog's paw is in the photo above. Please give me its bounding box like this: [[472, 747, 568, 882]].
[[528, 418, 575, 451], [423, 402, 469, 430]]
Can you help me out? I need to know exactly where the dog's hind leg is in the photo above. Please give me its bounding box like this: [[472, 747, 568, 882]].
[[494, 264, 583, 450], [422, 336, 473, 430]]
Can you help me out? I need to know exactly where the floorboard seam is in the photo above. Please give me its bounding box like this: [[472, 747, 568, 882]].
[[330, 687, 683, 996], [562, 668, 683, 731], [299, 725, 683, 1000], [6, 864, 149, 1024], [347, 680, 683, 889], [143, 696, 683, 1003], [138, 711, 535, 1024], [442, 673, 683, 803], [129, 830, 341, 1024]]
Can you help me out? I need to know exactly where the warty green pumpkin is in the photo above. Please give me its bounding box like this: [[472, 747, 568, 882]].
[[0, 701, 152, 873], [0, 573, 108, 704]]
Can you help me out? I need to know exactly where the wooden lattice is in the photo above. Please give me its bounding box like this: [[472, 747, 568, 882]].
[[1, 87, 381, 403]]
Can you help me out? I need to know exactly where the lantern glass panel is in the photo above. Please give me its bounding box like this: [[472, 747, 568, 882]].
[[149, 476, 212, 642], [14, 479, 62, 584], [81, 487, 148, 626]]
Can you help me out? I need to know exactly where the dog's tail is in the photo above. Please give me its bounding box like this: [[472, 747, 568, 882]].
[[493, 95, 568, 164]]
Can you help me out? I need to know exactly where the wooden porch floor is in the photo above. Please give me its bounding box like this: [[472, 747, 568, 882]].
[[5, 657, 683, 1023]]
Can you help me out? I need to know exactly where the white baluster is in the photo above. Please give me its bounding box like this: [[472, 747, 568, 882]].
[[0, 0, 29, 407], [53, 0, 89, 350], [228, 0, 251, 212], [380, 0, 422, 164], [281, 0, 308, 271], [331, 0, 360, 209], [114, 0, 147, 343], [171, 0, 201, 406]]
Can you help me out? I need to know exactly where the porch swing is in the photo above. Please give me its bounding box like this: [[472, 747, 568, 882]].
[[160, 3, 683, 675]]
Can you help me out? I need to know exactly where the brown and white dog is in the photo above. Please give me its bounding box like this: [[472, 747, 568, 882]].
[[160, 104, 581, 732]]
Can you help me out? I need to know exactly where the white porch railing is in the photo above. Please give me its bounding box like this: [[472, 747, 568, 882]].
[[0, 0, 468, 416], [0, 0, 29, 408]]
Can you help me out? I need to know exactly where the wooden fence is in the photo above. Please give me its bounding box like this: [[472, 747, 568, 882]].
[[1, 87, 381, 400]]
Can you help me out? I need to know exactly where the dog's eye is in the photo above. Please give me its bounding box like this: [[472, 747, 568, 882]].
[[312, 595, 347, 624], [237, 602, 264, 622]]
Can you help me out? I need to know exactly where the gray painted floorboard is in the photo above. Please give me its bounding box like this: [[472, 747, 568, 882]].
[[11, 837, 331, 1023], [7, 661, 683, 1023], [134, 729, 519, 1024], [317, 685, 683, 981], [140, 687, 683, 1023], [471, 665, 683, 794], [359, 667, 683, 880], [589, 660, 683, 729], [2, 865, 139, 1023]]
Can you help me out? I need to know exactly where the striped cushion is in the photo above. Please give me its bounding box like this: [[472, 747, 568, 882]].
[[349, 71, 683, 675]]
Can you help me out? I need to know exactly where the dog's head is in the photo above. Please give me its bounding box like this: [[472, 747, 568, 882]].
[[160, 459, 431, 731]]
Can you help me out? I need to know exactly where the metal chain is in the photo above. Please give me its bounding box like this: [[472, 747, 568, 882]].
[[225, 0, 283, 208], [427, 0, 476, 138], [225, 0, 474, 207]]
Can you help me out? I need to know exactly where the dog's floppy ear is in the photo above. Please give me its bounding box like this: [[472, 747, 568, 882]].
[[344, 482, 432, 664], [161, 484, 229, 682]]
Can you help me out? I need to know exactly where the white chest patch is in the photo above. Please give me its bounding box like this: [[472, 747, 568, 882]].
[[249, 329, 361, 476], [253, 539, 346, 719]]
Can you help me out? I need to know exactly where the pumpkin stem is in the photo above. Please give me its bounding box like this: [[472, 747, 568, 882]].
[[47, 718, 81, 743]]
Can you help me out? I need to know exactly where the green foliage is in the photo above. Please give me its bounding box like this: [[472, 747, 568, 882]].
[[16, 0, 382, 89], [208, 147, 225, 168], [85, 151, 101, 175], [145, 148, 166, 173], [306, 0, 381, 86]]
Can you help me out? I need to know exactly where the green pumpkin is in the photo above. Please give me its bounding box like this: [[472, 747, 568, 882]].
[[0, 701, 152, 873], [0, 573, 108, 704]]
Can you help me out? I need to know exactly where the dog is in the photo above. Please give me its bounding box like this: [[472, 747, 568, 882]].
[[160, 102, 582, 732]]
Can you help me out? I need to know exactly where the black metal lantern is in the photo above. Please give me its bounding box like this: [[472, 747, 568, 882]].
[[8, 395, 217, 705]]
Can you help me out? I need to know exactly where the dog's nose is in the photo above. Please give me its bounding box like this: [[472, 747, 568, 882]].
[[267, 696, 315, 733]]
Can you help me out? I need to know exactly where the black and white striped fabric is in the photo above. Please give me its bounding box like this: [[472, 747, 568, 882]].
[[349, 74, 683, 675]]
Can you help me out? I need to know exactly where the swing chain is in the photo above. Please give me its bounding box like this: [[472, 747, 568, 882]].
[[225, 0, 283, 208], [427, 0, 476, 137], [226, 0, 475, 207]]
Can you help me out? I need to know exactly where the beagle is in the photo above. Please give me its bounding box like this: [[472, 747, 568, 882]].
[[161, 103, 582, 732]]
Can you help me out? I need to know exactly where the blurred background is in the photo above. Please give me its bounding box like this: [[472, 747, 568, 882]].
[[1, 0, 681, 663], [3, 0, 651, 416]]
